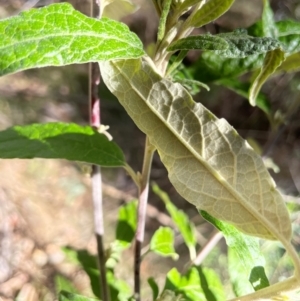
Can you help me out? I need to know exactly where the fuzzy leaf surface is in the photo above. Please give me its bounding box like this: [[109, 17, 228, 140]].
[[167, 34, 228, 52], [188, 0, 235, 28], [190, 52, 264, 83], [278, 34, 300, 54], [249, 49, 285, 106], [168, 31, 280, 58], [0, 3, 144, 76], [0, 123, 125, 167], [100, 57, 291, 240]]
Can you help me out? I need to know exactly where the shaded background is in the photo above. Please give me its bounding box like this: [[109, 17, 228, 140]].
[[0, 0, 300, 300]]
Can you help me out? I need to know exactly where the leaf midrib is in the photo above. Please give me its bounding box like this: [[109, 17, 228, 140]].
[[0, 32, 138, 52], [111, 60, 280, 240]]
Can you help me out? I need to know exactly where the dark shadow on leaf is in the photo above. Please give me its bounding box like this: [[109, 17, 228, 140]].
[[116, 220, 135, 244], [197, 266, 217, 301], [249, 266, 270, 291]]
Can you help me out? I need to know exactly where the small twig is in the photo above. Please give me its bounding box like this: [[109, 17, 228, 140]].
[[89, 1, 110, 300], [134, 137, 155, 301], [192, 231, 223, 266], [15, 0, 40, 14]]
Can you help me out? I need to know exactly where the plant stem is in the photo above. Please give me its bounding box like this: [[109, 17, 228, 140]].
[[89, 1, 110, 300], [192, 231, 223, 266], [166, 50, 188, 76], [280, 237, 300, 280], [92, 166, 110, 301], [134, 136, 155, 301]]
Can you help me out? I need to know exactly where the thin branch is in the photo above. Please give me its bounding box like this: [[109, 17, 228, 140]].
[[192, 231, 223, 266], [134, 137, 155, 301], [89, 0, 110, 300]]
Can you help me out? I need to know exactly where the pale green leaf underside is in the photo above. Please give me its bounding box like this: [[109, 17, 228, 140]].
[[100, 57, 291, 240], [101, 0, 138, 20], [188, 0, 235, 28], [0, 3, 144, 76], [249, 49, 285, 106], [168, 32, 281, 58], [277, 52, 300, 73]]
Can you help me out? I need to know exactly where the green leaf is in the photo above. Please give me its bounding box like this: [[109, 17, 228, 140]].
[[106, 270, 132, 301], [156, 290, 180, 301], [278, 34, 300, 54], [261, 0, 277, 38], [55, 275, 78, 295], [197, 267, 225, 301], [150, 226, 179, 260], [187, 0, 235, 28], [164, 267, 206, 300], [101, 0, 138, 20], [152, 183, 197, 260], [163, 266, 224, 301], [276, 19, 300, 36], [249, 49, 285, 106], [76, 250, 101, 298], [190, 52, 264, 83], [247, 21, 264, 38], [201, 211, 269, 296], [157, 0, 172, 42], [177, 0, 205, 15], [167, 34, 229, 52], [105, 241, 123, 270], [249, 266, 270, 291], [100, 57, 291, 241], [169, 57, 207, 95], [0, 122, 125, 167], [75, 250, 131, 301], [0, 3, 144, 76], [148, 277, 160, 301], [168, 31, 280, 58], [277, 52, 300, 73], [59, 291, 98, 301], [116, 200, 137, 248]]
